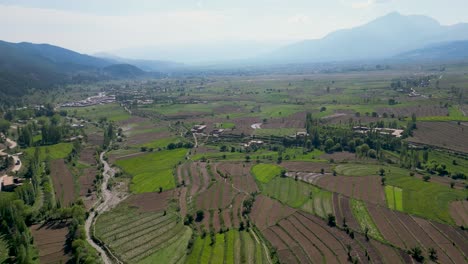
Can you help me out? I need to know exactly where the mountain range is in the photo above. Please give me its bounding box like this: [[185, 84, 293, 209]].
[[1, 12, 468, 100], [261, 12, 468, 63]]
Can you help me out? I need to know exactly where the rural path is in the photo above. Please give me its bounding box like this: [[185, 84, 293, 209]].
[[0, 134, 22, 188], [193, 133, 198, 148], [84, 152, 126, 264]]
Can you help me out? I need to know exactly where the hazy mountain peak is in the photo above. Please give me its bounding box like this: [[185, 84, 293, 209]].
[[263, 12, 468, 63]]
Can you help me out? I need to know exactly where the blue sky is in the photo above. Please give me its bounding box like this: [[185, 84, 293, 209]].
[[0, 0, 467, 59]]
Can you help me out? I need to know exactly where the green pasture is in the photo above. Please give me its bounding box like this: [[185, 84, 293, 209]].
[[251, 163, 282, 183], [351, 199, 384, 241], [333, 163, 466, 224], [66, 103, 130, 122], [261, 176, 333, 219], [24, 142, 73, 161], [115, 149, 186, 193]]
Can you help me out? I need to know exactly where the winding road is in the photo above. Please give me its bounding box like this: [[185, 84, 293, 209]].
[[0, 134, 22, 189]]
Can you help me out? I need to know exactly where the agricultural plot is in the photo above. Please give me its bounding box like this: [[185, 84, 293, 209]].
[[67, 103, 130, 122], [177, 161, 211, 197], [186, 229, 268, 264], [377, 104, 449, 118], [216, 162, 259, 193], [50, 159, 75, 206], [24, 142, 73, 161], [384, 185, 403, 211], [450, 200, 468, 227], [196, 181, 236, 210], [95, 204, 191, 264], [251, 163, 282, 183], [408, 121, 468, 153], [260, 176, 334, 218], [259, 210, 410, 264], [330, 163, 466, 224], [115, 148, 186, 193], [250, 195, 296, 231], [30, 222, 71, 264], [316, 175, 386, 205], [350, 199, 384, 241], [367, 203, 468, 262], [281, 161, 331, 172]]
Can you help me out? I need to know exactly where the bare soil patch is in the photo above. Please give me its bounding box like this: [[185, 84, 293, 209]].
[[126, 190, 173, 212], [125, 131, 173, 145], [79, 167, 97, 197], [320, 151, 358, 162], [30, 221, 72, 264], [281, 161, 331, 172], [316, 175, 386, 205], [50, 159, 75, 206], [87, 132, 104, 146], [377, 105, 449, 118], [450, 200, 468, 227], [408, 121, 468, 153], [250, 195, 296, 231], [79, 147, 97, 165], [216, 162, 259, 193]]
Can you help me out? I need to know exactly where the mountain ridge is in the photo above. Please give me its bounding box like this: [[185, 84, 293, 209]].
[[262, 12, 468, 63]]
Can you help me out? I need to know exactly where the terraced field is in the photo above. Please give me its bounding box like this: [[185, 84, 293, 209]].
[[186, 230, 269, 264], [260, 176, 333, 218], [95, 205, 191, 264], [257, 210, 410, 264], [366, 203, 468, 262]]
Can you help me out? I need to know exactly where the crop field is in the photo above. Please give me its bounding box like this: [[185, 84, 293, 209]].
[[50, 159, 75, 206], [67, 103, 131, 122], [384, 185, 403, 210], [366, 203, 468, 262], [257, 210, 410, 264], [186, 230, 268, 264], [408, 121, 468, 153], [350, 199, 384, 240], [115, 148, 186, 193], [95, 204, 191, 264], [251, 163, 282, 183], [258, 177, 334, 219], [218, 163, 259, 194], [316, 175, 386, 205], [329, 163, 466, 223], [30, 222, 71, 264], [24, 142, 73, 161], [450, 201, 468, 227]]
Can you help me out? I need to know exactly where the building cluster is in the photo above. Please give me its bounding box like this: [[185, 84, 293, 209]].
[[353, 126, 404, 138], [61, 92, 116, 107], [191, 125, 207, 133], [0, 175, 24, 191]]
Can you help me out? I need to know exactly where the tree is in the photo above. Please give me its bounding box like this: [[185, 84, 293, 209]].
[[381, 177, 386, 185], [327, 214, 336, 227], [281, 169, 287, 178], [379, 168, 385, 176], [195, 210, 204, 222], [0, 119, 10, 134], [428, 248, 438, 261], [409, 247, 424, 262]]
